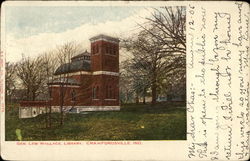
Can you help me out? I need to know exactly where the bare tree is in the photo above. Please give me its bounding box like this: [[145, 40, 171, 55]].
[[122, 29, 162, 105], [120, 59, 150, 104], [56, 42, 79, 126], [142, 6, 186, 54], [158, 66, 186, 101], [121, 6, 186, 106], [16, 55, 47, 101], [147, 6, 186, 101], [119, 72, 133, 104], [41, 51, 58, 128], [5, 62, 17, 104]]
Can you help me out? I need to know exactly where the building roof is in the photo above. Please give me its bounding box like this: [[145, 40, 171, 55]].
[[54, 59, 90, 75], [89, 34, 119, 43], [71, 50, 90, 61]]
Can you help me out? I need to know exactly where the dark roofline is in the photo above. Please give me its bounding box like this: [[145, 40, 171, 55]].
[[47, 82, 80, 86]]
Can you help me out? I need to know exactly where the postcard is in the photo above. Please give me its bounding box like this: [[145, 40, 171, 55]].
[[0, 1, 249, 160]]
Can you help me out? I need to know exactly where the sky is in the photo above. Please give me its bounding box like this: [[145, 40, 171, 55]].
[[3, 5, 155, 62]]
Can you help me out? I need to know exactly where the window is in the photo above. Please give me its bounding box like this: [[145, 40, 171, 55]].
[[114, 45, 118, 55], [92, 87, 96, 99], [96, 44, 99, 53], [106, 85, 109, 98], [105, 85, 115, 99], [106, 44, 108, 53], [71, 89, 76, 101], [96, 86, 99, 99], [109, 86, 112, 98], [107, 44, 110, 54], [112, 87, 115, 99], [112, 45, 115, 55], [105, 44, 117, 55], [110, 45, 113, 55], [92, 86, 99, 99], [92, 46, 95, 54]]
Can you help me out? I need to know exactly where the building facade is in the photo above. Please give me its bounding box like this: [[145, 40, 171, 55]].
[[19, 34, 120, 118]]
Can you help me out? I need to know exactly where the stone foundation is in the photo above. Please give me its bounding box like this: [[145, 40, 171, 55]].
[[77, 106, 120, 112]]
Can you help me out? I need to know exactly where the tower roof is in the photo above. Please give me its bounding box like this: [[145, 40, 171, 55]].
[[71, 50, 90, 62], [89, 34, 119, 43]]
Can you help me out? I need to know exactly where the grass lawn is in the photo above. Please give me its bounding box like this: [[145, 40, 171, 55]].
[[5, 103, 186, 141]]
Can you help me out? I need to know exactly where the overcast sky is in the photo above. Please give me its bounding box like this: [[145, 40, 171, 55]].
[[4, 5, 155, 62]]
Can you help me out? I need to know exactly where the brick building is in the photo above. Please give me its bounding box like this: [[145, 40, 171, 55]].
[[19, 34, 120, 118]]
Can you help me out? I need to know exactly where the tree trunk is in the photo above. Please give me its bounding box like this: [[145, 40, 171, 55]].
[[151, 83, 157, 106], [151, 73, 157, 106], [143, 88, 146, 104], [60, 107, 64, 126], [32, 91, 36, 101], [135, 92, 139, 104], [49, 89, 52, 128], [49, 105, 52, 128], [60, 85, 64, 126], [126, 90, 129, 103], [45, 87, 49, 128], [45, 106, 48, 128], [27, 88, 30, 100]]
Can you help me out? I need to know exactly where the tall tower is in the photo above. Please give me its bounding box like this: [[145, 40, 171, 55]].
[[89, 34, 120, 109]]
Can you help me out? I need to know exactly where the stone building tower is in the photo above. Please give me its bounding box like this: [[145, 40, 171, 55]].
[[89, 34, 120, 108]]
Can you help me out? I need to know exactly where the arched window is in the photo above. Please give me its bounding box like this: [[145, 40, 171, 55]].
[[71, 89, 76, 101], [96, 44, 99, 53], [92, 45, 95, 54], [92, 86, 99, 99], [105, 84, 116, 99], [109, 85, 112, 98], [113, 45, 116, 55], [105, 44, 108, 53], [112, 86, 115, 99], [108, 44, 111, 54], [96, 86, 99, 99], [106, 85, 109, 98], [92, 87, 96, 99]]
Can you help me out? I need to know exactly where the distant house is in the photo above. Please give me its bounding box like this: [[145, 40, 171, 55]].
[[157, 95, 185, 102], [19, 34, 120, 118]]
